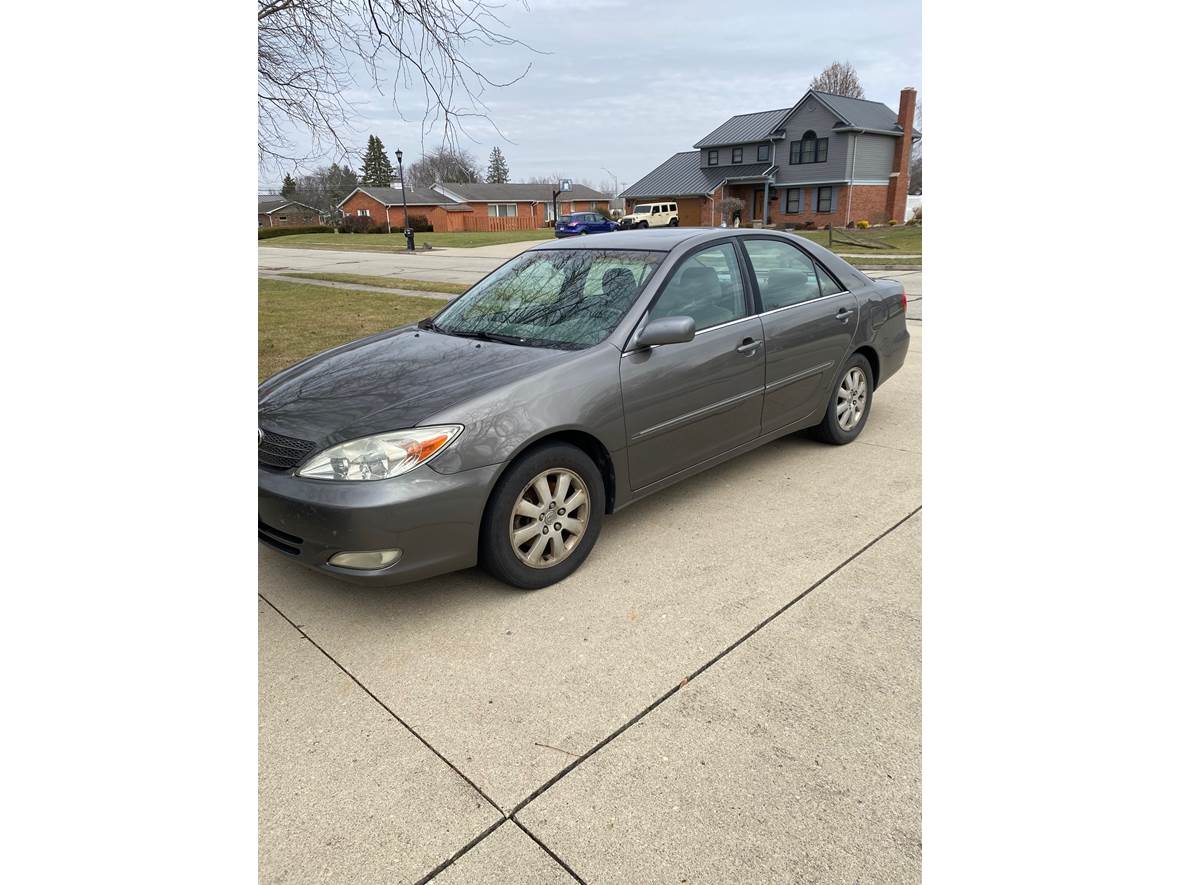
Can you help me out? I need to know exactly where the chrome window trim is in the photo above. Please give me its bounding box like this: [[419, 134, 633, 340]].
[[756, 289, 850, 317]]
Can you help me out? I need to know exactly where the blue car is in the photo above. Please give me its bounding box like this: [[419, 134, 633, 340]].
[[555, 211, 619, 237]]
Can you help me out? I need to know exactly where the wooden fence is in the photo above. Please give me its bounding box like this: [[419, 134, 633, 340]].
[[460, 213, 543, 233]]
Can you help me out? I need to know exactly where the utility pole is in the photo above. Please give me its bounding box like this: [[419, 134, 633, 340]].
[[395, 148, 414, 251]]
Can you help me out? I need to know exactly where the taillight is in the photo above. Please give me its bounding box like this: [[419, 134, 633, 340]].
[[901, 289, 907, 313]]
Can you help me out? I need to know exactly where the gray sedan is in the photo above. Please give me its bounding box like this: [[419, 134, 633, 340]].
[[258, 228, 909, 589]]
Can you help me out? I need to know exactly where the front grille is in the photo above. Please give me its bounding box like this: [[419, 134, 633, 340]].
[[259, 428, 316, 470]]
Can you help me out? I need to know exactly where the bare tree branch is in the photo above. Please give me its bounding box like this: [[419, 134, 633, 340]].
[[809, 60, 866, 98], [258, 0, 536, 172]]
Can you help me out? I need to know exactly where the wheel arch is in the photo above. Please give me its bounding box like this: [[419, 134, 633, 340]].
[[487, 428, 618, 515], [851, 344, 881, 389]]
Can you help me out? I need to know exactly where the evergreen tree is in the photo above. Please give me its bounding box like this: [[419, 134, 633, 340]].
[[360, 135, 395, 187], [486, 146, 510, 184], [325, 163, 359, 205], [281, 173, 297, 197]]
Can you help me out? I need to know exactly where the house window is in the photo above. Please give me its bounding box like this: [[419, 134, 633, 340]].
[[731, 147, 743, 164], [817, 186, 834, 213], [358, 208, 370, 217], [278, 216, 287, 222], [757, 144, 770, 162], [489, 203, 517, 217], [785, 188, 801, 214], [707, 149, 718, 166], [789, 131, 829, 165]]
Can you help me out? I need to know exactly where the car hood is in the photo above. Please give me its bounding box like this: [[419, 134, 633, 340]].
[[258, 325, 569, 446]]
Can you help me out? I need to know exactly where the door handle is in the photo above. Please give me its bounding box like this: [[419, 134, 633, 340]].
[[736, 337, 762, 354], [835, 307, 854, 323]]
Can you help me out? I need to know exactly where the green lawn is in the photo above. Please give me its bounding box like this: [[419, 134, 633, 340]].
[[280, 272, 468, 296], [259, 278, 442, 381], [795, 224, 922, 256], [261, 228, 554, 251]]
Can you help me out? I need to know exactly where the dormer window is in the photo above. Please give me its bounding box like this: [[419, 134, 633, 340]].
[[789, 130, 829, 165], [707, 149, 718, 166]]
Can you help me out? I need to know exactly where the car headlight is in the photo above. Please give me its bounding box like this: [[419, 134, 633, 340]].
[[296, 425, 463, 481]]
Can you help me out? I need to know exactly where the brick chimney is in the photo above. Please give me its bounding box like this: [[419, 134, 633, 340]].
[[885, 87, 917, 223]]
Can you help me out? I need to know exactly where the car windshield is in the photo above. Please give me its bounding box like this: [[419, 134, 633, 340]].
[[433, 249, 663, 349], [635, 206, 652, 214]]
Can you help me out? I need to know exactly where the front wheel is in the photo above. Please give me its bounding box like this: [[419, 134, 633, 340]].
[[811, 354, 874, 445], [638, 220, 649, 229], [479, 442, 605, 589]]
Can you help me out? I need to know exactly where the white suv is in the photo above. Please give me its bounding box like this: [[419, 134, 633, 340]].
[[620, 202, 678, 228]]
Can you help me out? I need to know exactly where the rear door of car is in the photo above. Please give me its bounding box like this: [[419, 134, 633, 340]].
[[620, 239, 766, 490], [739, 237, 859, 433]]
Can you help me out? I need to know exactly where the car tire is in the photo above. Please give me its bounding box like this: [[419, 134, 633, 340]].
[[669, 218, 679, 227], [579, 230, 589, 235], [639, 221, 648, 229], [479, 442, 606, 590], [811, 353, 874, 445]]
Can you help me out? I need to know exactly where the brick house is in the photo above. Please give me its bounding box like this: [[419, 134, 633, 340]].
[[337, 182, 611, 232], [258, 196, 322, 227], [619, 88, 919, 229]]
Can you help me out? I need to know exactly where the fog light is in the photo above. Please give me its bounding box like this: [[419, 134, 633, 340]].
[[328, 549, 402, 570]]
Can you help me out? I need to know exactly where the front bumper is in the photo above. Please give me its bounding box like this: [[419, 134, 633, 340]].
[[258, 461, 503, 586]]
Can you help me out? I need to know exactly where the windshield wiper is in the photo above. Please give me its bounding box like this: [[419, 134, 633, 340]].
[[444, 328, 535, 347]]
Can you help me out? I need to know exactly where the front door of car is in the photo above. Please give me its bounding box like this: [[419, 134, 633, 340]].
[[740, 237, 859, 432], [620, 240, 766, 490]]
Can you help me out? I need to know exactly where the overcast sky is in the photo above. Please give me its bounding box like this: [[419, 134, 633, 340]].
[[262, 0, 921, 192]]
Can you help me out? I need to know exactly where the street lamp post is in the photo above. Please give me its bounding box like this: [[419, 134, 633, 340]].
[[395, 148, 414, 252]]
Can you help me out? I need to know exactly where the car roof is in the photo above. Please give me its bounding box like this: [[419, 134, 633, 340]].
[[531, 227, 718, 252]]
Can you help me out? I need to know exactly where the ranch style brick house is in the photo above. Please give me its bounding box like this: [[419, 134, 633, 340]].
[[258, 195, 322, 227], [337, 182, 611, 232], [620, 87, 919, 228]]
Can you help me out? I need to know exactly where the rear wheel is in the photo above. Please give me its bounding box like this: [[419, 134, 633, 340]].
[[669, 218, 679, 227], [811, 354, 874, 445], [479, 442, 605, 589], [579, 229, 589, 235]]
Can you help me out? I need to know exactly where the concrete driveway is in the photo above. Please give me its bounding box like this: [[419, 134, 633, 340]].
[[259, 321, 922, 884]]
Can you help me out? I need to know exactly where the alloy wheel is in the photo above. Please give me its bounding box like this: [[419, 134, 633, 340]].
[[836, 367, 869, 430], [510, 468, 591, 568]]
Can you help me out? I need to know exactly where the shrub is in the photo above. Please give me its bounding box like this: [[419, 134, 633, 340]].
[[719, 196, 744, 224], [855, 219, 870, 229], [907, 206, 922, 225], [888, 218, 899, 226], [340, 214, 373, 233], [407, 214, 434, 232], [258, 224, 332, 240]]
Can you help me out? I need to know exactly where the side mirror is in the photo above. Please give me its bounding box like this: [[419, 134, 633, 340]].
[[635, 316, 696, 348]]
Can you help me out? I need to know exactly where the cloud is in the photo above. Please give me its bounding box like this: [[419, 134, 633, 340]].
[[265, 0, 921, 187]]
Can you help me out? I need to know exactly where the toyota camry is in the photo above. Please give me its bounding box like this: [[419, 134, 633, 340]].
[[258, 228, 908, 590]]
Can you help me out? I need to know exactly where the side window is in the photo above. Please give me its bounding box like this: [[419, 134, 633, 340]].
[[817, 264, 845, 296], [707, 149, 719, 166], [648, 242, 747, 331], [743, 239, 821, 310], [732, 147, 743, 164], [757, 144, 770, 162]]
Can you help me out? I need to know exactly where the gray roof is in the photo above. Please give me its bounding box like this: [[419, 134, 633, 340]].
[[618, 153, 775, 199], [258, 195, 320, 213], [434, 182, 610, 203], [693, 107, 792, 148], [809, 91, 905, 133], [349, 185, 453, 206]]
